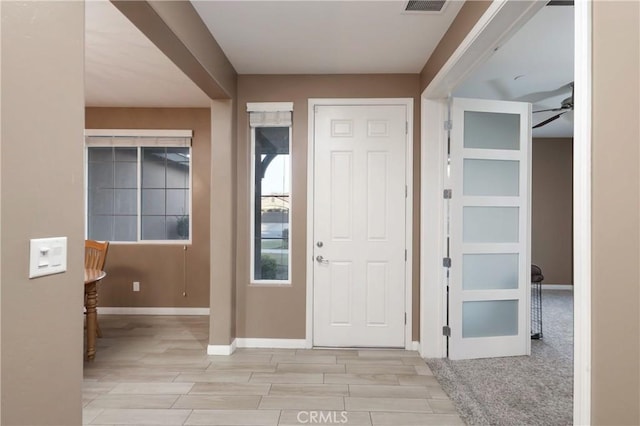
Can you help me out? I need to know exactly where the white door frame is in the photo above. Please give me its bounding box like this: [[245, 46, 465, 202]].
[[419, 0, 591, 424], [306, 98, 414, 350]]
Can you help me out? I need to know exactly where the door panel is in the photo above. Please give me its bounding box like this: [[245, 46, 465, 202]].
[[449, 98, 531, 360], [313, 104, 407, 348]]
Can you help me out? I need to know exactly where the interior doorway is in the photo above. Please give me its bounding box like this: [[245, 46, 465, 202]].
[[420, 0, 590, 423]]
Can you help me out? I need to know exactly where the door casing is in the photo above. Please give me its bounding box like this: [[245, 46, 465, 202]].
[[306, 98, 414, 350]]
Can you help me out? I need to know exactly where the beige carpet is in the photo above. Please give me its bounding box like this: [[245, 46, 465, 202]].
[[426, 290, 573, 425]]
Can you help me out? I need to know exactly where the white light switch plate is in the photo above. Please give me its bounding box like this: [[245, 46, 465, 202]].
[[29, 237, 67, 279]]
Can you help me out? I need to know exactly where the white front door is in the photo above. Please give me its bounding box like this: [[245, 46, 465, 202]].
[[448, 98, 531, 360], [312, 104, 407, 348]]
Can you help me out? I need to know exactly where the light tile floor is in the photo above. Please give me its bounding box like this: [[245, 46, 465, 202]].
[[83, 316, 463, 426]]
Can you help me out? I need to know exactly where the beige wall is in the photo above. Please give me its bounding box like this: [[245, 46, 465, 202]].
[[236, 75, 421, 340], [210, 100, 237, 345], [85, 108, 211, 308], [0, 2, 3, 418], [420, 0, 492, 91], [531, 138, 573, 285], [1, 2, 84, 424], [591, 1, 640, 424]]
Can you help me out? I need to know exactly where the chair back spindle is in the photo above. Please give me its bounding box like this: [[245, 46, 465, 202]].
[[85, 240, 109, 271]]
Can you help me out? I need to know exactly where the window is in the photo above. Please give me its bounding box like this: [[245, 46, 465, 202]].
[[249, 103, 293, 283], [85, 130, 192, 243]]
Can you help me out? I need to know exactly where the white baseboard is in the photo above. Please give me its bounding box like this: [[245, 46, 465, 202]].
[[207, 338, 421, 355], [208, 339, 237, 355], [235, 339, 415, 351], [541, 284, 574, 291], [236, 338, 308, 349], [99, 307, 210, 315]]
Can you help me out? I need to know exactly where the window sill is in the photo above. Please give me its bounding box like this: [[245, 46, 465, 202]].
[[249, 281, 292, 287]]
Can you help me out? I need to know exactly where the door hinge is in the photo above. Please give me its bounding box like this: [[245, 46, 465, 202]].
[[442, 325, 451, 337], [444, 120, 452, 131], [442, 257, 451, 268], [405, 249, 407, 261], [406, 121, 409, 135], [443, 189, 452, 199], [405, 185, 408, 198], [314, 105, 319, 113], [405, 313, 407, 325]]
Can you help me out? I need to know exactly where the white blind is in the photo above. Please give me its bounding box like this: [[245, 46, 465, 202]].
[[249, 111, 292, 128], [247, 102, 293, 128], [85, 129, 192, 147]]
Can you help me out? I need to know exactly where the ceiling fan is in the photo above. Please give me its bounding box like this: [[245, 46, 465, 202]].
[[532, 82, 574, 129]]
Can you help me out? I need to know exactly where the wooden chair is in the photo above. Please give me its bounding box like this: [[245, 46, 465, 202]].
[[85, 240, 109, 338]]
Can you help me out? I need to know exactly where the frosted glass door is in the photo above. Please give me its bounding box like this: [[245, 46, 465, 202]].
[[448, 98, 531, 360]]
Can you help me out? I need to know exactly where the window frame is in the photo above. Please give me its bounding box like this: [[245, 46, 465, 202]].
[[84, 129, 193, 245], [249, 103, 293, 285]]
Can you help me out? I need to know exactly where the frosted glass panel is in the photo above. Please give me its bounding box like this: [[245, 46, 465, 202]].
[[464, 111, 520, 150], [463, 300, 518, 338], [463, 254, 519, 290], [463, 159, 519, 196], [463, 207, 519, 243]]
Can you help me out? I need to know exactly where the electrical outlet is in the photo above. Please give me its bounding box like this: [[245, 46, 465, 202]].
[[133, 281, 140, 292]]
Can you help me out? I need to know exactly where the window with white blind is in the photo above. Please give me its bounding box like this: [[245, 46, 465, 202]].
[[249, 103, 293, 283], [85, 130, 192, 243]]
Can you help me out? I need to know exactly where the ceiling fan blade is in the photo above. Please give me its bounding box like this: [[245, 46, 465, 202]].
[[547, 0, 574, 5], [515, 82, 573, 104], [533, 111, 568, 129], [533, 107, 566, 113]]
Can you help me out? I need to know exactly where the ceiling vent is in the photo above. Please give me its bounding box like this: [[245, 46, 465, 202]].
[[404, 0, 447, 13]]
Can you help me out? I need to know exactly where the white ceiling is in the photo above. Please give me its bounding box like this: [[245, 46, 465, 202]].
[[85, 0, 463, 106], [192, 1, 464, 74], [454, 5, 575, 138], [84, 0, 574, 138], [84, 0, 211, 108]]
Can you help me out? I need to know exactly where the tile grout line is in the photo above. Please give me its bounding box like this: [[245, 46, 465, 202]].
[[180, 409, 193, 426], [258, 393, 265, 410]]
